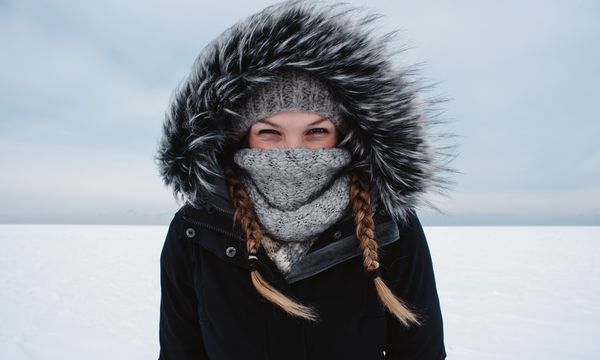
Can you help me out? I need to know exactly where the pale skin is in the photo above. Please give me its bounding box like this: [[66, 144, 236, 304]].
[[247, 112, 339, 149]]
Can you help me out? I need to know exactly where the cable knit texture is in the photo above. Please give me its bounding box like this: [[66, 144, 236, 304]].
[[233, 147, 352, 274]]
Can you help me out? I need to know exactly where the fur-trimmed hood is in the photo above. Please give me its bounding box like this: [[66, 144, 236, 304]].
[[155, 0, 456, 224]]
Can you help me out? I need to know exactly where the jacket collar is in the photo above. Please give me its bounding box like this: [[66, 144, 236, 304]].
[[182, 176, 399, 285], [285, 216, 398, 284]]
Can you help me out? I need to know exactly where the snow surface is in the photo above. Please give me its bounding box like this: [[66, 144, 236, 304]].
[[1, 224, 598, 359]]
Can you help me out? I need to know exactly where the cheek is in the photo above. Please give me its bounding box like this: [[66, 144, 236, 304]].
[[325, 136, 338, 147], [308, 133, 338, 149], [248, 134, 276, 149], [322, 130, 339, 147]]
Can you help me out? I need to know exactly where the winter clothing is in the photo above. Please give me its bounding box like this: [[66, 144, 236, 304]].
[[159, 200, 445, 359], [155, 0, 454, 359], [234, 147, 353, 274], [233, 147, 353, 242], [233, 69, 346, 140], [260, 233, 318, 275], [155, 0, 452, 226]]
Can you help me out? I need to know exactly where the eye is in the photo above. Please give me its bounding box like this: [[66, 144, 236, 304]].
[[257, 129, 280, 135], [308, 128, 329, 135]]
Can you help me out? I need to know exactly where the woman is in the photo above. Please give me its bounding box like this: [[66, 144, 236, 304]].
[[155, 1, 455, 359]]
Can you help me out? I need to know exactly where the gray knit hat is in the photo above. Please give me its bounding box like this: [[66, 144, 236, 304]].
[[233, 69, 347, 139]]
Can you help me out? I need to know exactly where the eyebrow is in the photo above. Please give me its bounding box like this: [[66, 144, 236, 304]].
[[256, 117, 328, 128]]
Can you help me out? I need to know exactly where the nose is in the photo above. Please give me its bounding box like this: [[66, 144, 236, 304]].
[[281, 136, 304, 149]]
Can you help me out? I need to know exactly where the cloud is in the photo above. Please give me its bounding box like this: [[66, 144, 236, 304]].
[[427, 188, 600, 216], [1, 0, 599, 224], [0, 140, 179, 224]]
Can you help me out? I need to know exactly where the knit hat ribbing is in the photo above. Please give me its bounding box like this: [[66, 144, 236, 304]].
[[233, 69, 347, 139]]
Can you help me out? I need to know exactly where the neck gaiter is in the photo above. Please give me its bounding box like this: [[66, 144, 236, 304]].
[[233, 147, 353, 274]]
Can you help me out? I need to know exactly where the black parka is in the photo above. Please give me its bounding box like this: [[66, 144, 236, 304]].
[[159, 188, 446, 359], [155, 1, 456, 359]]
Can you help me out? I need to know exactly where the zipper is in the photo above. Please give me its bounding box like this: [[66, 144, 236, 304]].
[[182, 215, 244, 241]]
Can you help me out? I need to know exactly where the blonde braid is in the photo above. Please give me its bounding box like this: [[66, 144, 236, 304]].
[[350, 170, 421, 327], [223, 166, 318, 322]]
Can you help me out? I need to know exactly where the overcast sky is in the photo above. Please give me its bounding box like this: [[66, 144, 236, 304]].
[[1, 0, 598, 225]]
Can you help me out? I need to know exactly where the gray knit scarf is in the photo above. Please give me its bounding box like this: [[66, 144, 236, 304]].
[[233, 147, 352, 274]]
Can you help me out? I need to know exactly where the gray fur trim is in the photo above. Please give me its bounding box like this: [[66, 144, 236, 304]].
[[154, 0, 458, 224]]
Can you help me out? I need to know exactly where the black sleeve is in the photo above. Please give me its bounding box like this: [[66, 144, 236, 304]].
[[158, 210, 209, 360], [384, 211, 447, 359]]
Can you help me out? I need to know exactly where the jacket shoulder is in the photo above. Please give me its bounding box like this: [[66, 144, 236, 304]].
[[381, 210, 446, 358], [170, 202, 249, 269], [160, 204, 201, 271], [379, 210, 428, 280]]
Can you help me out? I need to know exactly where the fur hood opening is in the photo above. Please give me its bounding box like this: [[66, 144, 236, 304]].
[[155, 0, 458, 224]]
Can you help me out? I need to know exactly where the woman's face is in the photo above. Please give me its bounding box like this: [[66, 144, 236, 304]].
[[247, 112, 339, 149]]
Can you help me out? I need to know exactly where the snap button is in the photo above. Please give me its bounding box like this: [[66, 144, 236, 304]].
[[185, 227, 196, 238], [333, 231, 342, 239], [225, 246, 237, 257]]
